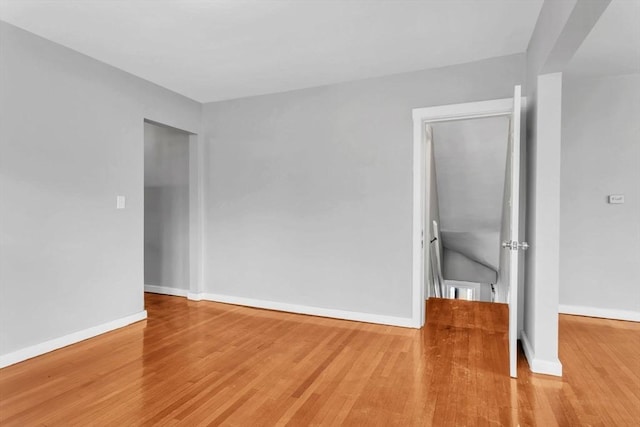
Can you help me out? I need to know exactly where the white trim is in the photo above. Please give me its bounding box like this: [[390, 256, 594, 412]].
[[411, 106, 425, 327], [198, 293, 416, 328], [187, 292, 203, 301], [559, 304, 640, 322], [412, 99, 513, 122], [0, 311, 147, 369], [520, 330, 563, 377], [144, 284, 188, 298], [508, 85, 522, 378]]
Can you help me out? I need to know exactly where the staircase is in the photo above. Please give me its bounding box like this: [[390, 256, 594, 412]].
[[430, 225, 499, 302]]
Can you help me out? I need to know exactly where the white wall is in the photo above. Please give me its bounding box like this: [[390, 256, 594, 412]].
[[560, 73, 640, 318], [0, 22, 201, 360], [522, 0, 613, 377], [201, 54, 525, 320], [525, 72, 563, 376], [522, 0, 578, 376], [144, 122, 191, 291]]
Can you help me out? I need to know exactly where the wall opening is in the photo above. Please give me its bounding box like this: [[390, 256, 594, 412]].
[[143, 120, 192, 298], [427, 116, 510, 303]]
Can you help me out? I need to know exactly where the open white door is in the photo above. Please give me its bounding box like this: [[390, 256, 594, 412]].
[[504, 85, 525, 378]]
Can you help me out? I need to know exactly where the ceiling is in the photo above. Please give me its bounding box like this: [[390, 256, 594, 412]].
[[0, 0, 543, 103], [432, 116, 509, 234], [564, 0, 640, 77]]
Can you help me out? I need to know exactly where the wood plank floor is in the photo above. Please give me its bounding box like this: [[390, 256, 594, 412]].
[[1, 294, 639, 426]]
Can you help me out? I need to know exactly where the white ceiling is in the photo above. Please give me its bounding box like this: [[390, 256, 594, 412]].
[[0, 0, 543, 102], [564, 0, 640, 77]]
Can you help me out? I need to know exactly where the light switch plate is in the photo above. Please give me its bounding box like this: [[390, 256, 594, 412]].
[[608, 194, 624, 204], [116, 195, 126, 209]]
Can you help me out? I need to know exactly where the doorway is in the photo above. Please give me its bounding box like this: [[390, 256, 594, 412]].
[[428, 115, 510, 303], [412, 86, 525, 377], [143, 120, 193, 299]]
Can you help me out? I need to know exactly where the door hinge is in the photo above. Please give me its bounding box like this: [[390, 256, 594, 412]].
[[502, 240, 529, 251]]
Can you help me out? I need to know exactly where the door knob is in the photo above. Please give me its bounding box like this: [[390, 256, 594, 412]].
[[502, 240, 529, 251]]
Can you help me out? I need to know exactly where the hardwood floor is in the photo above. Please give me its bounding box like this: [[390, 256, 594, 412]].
[[1, 294, 638, 426]]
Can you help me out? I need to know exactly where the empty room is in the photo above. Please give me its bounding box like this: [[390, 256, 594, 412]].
[[0, 0, 638, 425]]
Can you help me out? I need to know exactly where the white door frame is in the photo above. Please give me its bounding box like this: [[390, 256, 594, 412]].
[[411, 98, 515, 327]]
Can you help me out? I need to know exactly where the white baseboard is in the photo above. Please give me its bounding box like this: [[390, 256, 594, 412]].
[[144, 284, 188, 298], [196, 292, 417, 328], [520, 331, 563, 377], [0, 310, 147, 369], [559, 304, 640, 322], [187, 292, 202, 301]]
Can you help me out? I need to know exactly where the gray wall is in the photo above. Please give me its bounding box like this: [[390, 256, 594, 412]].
[[522, 0, 577, 373], [144, 122, 190, 290], [432, 117, 509, 234], [201, 54, 525, 319], [0, 22, 201, 356], [560, 73, 640, 314]]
